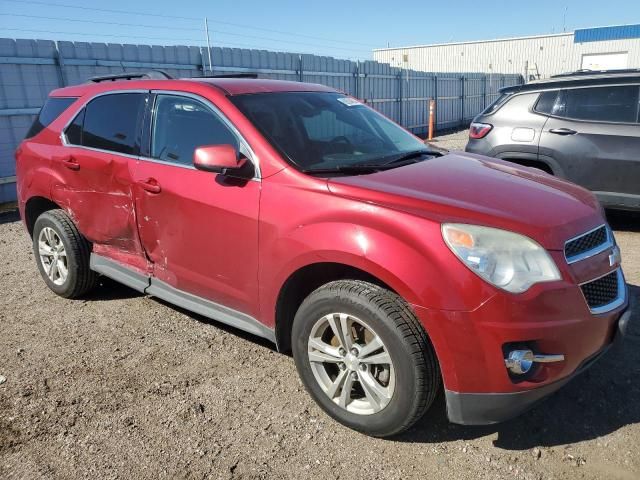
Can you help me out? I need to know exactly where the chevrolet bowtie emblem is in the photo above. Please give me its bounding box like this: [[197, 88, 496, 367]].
[[609, 246, 622, 267]]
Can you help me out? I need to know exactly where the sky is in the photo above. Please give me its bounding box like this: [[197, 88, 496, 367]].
[[1, 0, 639, 60]]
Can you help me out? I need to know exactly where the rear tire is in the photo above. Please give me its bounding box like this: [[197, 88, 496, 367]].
[[292, 280, 440, 437], [32, 209, 97, 298]]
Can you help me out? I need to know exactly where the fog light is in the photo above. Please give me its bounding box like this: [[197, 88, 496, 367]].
[[505, 349, 534, 374], [505, 349, 565, 375]]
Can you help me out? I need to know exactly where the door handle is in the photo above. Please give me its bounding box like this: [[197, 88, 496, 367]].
[[62, 156, 80, 170], [549, 128, 577, 136], [137, 178, 161, 194]]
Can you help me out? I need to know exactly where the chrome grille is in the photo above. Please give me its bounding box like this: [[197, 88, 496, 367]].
[[565, 225, 611, 263], [580, 269, 622, 313]]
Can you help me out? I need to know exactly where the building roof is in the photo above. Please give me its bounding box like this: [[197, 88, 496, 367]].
[[575, 24, 640, 43], [373, 33, 572, 51], [373, 23, 640, 51]]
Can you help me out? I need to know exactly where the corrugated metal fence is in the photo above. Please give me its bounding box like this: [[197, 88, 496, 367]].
[[0, 38, 522, 202]]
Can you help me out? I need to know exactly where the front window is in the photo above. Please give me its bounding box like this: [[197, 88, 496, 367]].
[[231, 92, 431, 173], [151, 94, 239, 166]]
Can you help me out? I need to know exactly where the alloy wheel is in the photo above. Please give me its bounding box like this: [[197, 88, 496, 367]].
[[307, 313, 395, 415], [38, 226, 68, 286]]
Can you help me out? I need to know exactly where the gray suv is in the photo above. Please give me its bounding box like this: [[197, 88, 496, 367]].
[[465, 70, 640, 211]]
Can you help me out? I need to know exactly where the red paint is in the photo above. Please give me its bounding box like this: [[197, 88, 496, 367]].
[[16, 77, 627, 398], [193, 144, 243, 172]]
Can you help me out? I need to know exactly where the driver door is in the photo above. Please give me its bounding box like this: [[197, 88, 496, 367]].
[[133, 92, 261, 317]]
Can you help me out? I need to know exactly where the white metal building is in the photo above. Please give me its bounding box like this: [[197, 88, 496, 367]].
[[373, 25, 640, 79]]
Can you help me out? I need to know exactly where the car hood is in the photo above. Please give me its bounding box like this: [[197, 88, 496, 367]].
[[327, 152, 603, 250]]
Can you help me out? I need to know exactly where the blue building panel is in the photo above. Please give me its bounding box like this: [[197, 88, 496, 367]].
[[575, 24, 640, 43]]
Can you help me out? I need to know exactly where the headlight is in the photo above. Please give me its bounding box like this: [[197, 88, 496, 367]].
[[442, 223, 561, 293]]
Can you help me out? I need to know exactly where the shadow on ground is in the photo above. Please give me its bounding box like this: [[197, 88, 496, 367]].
[[398, 284, 640, 449], [607, 210, 640, 233], [81, 277, 145, 302], [150, 296, 278, 352], [0, 208, 20, 225]]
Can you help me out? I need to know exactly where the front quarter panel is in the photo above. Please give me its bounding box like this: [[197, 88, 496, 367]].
[[258, 168, 499, 327]]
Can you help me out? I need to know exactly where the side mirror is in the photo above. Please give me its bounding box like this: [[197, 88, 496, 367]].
[[193, 144, 254, 179]]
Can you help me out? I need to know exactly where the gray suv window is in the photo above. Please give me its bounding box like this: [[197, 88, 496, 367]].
[[481, 93, 511, 115], [534, 90, 560, 115], [556, 85, 640, 123]]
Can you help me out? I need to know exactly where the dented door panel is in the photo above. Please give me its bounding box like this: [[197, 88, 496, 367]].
[[133, 160, 261, 318], [50, 145, 146, 261]]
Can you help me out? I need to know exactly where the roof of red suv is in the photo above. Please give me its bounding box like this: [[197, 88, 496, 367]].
[[50, 77, 337, 98]]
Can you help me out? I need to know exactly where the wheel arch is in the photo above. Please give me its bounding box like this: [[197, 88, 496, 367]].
[[24, 196, 62, 236], [494, 151, 561, 176], [274, 262, 400, 353]]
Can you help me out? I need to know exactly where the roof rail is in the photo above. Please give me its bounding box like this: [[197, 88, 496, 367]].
[[197, 73, 259, 79], [87, 70, 174, 83], [551, 68, 640, 78]]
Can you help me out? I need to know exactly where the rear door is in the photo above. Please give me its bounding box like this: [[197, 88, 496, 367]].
[[132, 92, 261, 317], [53, 91, 148, 260], [538, 84, 640, 202]]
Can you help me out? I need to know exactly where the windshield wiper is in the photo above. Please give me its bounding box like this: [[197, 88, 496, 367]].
[[301, 149, 442, 175], [379, 149, 440, 166], [301, 164, 384, 174]]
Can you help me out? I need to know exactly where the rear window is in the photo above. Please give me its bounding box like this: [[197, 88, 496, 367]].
[[25, 97, 76, 139], [67, 93, 146, 155]]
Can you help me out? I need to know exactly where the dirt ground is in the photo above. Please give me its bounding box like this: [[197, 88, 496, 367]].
[[1, 143, 639, 479]]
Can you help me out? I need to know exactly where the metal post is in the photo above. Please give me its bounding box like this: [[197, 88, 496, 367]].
[[398, 70, 403, 127], [434, 75, 438, 131], [54, 41, 67, 87], [204, 17, 213, 73], [199, 47, 205, 74], [298, 54, 303, 82], [483, 75, 487, 109], [460, 76, 465, 126], [354, 60, 359, 99]]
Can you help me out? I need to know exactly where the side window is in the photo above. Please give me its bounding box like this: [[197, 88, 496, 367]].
[[481, 92, 511, 115], [534, 90, 559, 115], [561, 86, 640, 123], [25, 97, 77, 139], [82, 93, 146, 155], [151, 95, 238, 166], [65, 108, 85, 145]]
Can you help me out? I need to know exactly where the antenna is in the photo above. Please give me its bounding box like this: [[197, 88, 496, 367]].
[[563, 6, 568, 32]]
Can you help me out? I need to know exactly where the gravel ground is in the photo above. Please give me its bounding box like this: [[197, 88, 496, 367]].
[[427, 129, 471, 152], [1, 147, 639, 479]]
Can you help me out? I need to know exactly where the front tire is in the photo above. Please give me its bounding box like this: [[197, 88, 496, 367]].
[[32, 209, 97, 298], [292, 280, 440, 437]]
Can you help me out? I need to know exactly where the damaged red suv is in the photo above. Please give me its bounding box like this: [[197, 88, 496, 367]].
[[16, 71, 630, 437]]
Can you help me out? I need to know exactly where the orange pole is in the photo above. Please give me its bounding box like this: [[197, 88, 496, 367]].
[[428, 99, 435, 141]]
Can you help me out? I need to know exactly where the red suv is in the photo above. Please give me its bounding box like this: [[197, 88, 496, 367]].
[[16, 72, 630, 437]]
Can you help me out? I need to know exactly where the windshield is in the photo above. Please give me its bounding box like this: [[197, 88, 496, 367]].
[[230, 92, 430, 172]]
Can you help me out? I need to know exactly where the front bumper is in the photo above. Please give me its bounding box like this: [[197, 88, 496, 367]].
[[445, 307, 631, 425]]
